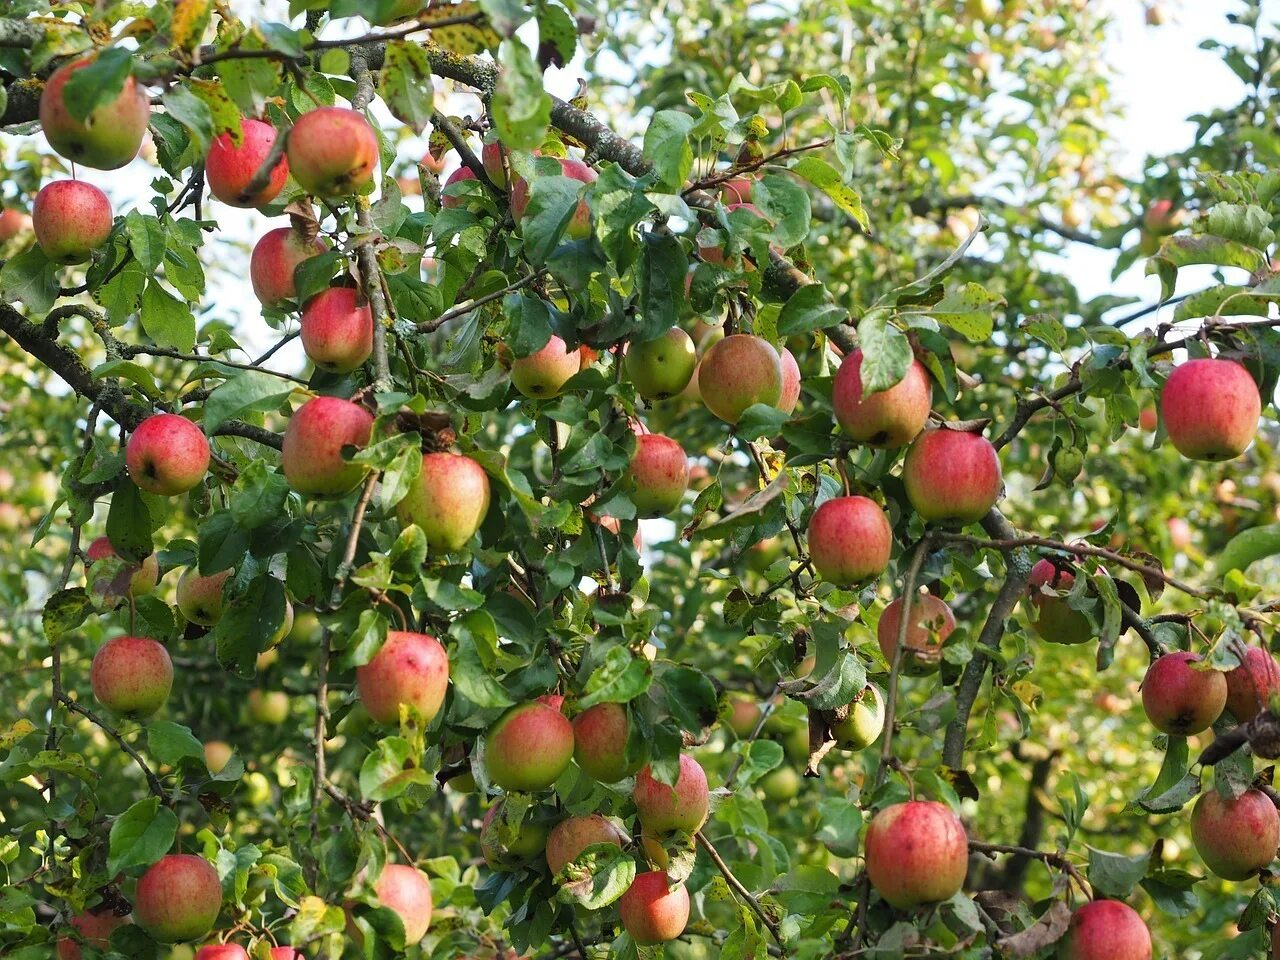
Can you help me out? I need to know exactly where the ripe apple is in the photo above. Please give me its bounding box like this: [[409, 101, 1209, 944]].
[[545, 814, 626, 874], [32, 180, 113, 264], [356, 631, 449, 725], [86, 535, 159, 598], [877, 593, 955, 674], [1058, 900, 1152, 960], [440, 165, 478, 208], [759, 765, 801, 801], [833, 350, 932, 447], [134, 854, 222, 943], [249, 227, 328, 307], [1141, 651, 1226, 736], [281, 396, 375, 497], [0, 207, 32, 242], [126, 414, 210, 496], [725, 694, 762, 738], [247, 689, 289, 725], [721, 177, 754, 204], [1025, 560, 1093, 645], [176, 568, 231, 626], [511, 156, 597, 239], [807, 495, 892, 585], [865, 800, 967, 908], [624, 327, 698, 400], [830, 685, 885, 749], [572, 701, 646, 783], [1160, 358, 1261, 461], [482, 140, 508, 187], [510, 335, 581, 398], [286, 107, 379, 198], [484, 700, 575, 791], [40, 57, 151, 169], [480, 801, 551, 869], [902, 428, 1002, 524], [1166, 517, 1192, 551], [373, 863, 432, 945], [300, 287, 374, 374], [1138, 405, 1158, 432], [195, 946, 248, 960], [91, 635, 173, 719], [633, 754, 709, 835], [619, 871, 690, 945], [1190, 787, 1280, 880], [203, 740, 233, 774], [395, 452, 491, 552], [1224, 646, 1280, 721], [625, 434, 689, 518], [270, 948, 304, 960], [778, 347, 802, 414], [205, 118, 288, 208], [57, 908, 129, 960], [697, 334, 784, 423]]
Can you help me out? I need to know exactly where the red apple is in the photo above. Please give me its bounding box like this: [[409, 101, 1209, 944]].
[[1160, 358, 1261, 461], [482, 140, 508, 187], [32, 180, 113, 264], [697, 334, 784, 424], [902, 428, 1002, 524], [86, 535, 159, 598], [250, 227, 328, 307], [40, 57, 151, 169], [357, 631, 449, 725], [511, 156, 597, 239], [633, 754, 709, 835], [1058, 900, 1152, 960], [865, 800, 967, 908], [624, 327, 698, 400], [484, 700, 575, 791], [300, 286, 374, 374], [572, 702, 646, 783], [395, 452, 491, 552], [807, 495, 892, 586], [877, 593, 955, 674], [205, 118, 288, 208], [1141, 651, 1226, 736], [1138, 405, 1158, 432], [91, 635, 173, 719], [510, 335, 582, 398], [1224, 646, 1280, 721], [176, 568, 231, 626], [626, 434, 689, 518], [195, 946, 248, 960], [270, 948, 304, 960], [286, 107, 379, 198], [619, 872, 690, 945], [720, 177, 754, 204], [1025, 560, 1093, 645], [1190, 787, 1280, 880], [0, 207, 32, 242], [1166, 517, 1192, 551], [126, 414, 210, 496], [373, 863, 432, 945], [833, 350, 932, 447], [777, 347, 802, 414], [440, 165, 478, 208], [57, 908, 129, 960], [134, 854, 222, 943], [545, 814, 626, 874], [281, 396, 375, 498]]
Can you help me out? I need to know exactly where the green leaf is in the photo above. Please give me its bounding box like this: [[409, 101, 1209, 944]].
[[1086, 845, 1150, 898], [927, 283, 1001, 342], [92, 359, 161, 399], [203, 370, 294, 432], [735, 402, 791, 439], [855, 311, 912, 396], [146, 721, 205, 766], [359, 736, 432, 802], [43, 588, 91, 646], [62, 47, 132, 122], [520, 174, 588, 262], [124, 212, 166, 273], [556, 844, 637, 910], [643, 111, 695, 191], [449, 611, 515, 708], [1214, 524, 1280, 580], [230, 460, 290, 529], [732, 738, 783, 785], [777, 282, 846, 335], [0, 247, 60, 315], [107, 798, 178, 876], [579, 646, 654, 709], [160, 84, 214, 154], [492, 40, 551, 151], [816, 796, 863, 856], [658, 666, 717, 731], [211, 576, 288, 678], [106, 477, 154, 564], [753, 174, 811, 248], [790, 156, 868, 231], [379, 41, 435, 133], [139, 281, 196, 353], [635, 231, 686, 340]]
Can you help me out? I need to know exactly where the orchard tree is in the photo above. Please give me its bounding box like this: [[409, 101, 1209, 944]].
[[6, 1, 1280, 958]]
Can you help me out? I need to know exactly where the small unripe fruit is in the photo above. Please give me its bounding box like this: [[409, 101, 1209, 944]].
[[126, 414, 210, 496], [1224, 646, 1280, 721], [247, 689, 290, 725], [480, 801, 550, 869], [1026, 560, 1093, 645], [697, 335, 783, 424], [619, 872, 690, 945], [300, 287, 374, 374], [40, 58, 151, 170], [176, 568, 231, 626], [625, 434, 689, 518], [545, 814, 625, 874], [32, 180, 113, 264], [877, 593, 955, 673], [833, 350, 932, 447], [86, 535, 159, 598], [759, 765, 801, 801], [286, 107, 379, 198], [829, 686, 885, 749], [204, 740, 233, 774], [1190, 788, 1280, 880], [395, 452, 491, 552], [807, 496, 892, 585], [572, 702, 646, 783], [624, 327, 698, 400], [373, 863, 432, 945], [57, 909, 129, 960], [725, 694, 761, 738], [205, 118, 288, 208], [1141, 651, 1226, 736], [511, 335, 581, 398], [250, 227, 328, 307], [281, 396, 375, 498], [356, 631, 449, 725], [633, 754, 709, 835], [1160, 358, 1261, 461], [1057, 900, 1152, 960], [134, 854, 222, 943], [902, 428, 1002, 524], [485, 700, 575, 791], [865, 800, 967, 908], [91, 636, 173, 719]]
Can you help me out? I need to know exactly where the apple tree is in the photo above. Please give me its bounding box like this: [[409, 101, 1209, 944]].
[[3, 1, 1280, 958]]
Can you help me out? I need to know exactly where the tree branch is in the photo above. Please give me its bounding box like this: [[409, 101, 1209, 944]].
[[59, 694, 167, 801], [694, 831, 782, 946]]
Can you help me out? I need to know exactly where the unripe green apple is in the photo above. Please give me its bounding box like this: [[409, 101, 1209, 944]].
[[877, 593, 955, 673], [133, 854, 222, 943], [829, 685, 885, 750], [480, 801, 550, 869], [40, 57, 151, 170], [758, 765, 801, 802], [807, 495, 892, 585], [833, 349, 932, 447], [286, 107, 379, 198], [865, 800, 967, 908], [697, 334, 783, 423], [1190, 787, 1280, 880], [395, 452, 491, 552], [1025, 560, 1093, 645], [1057, 900, 1152, 960], [281, 396, 375, 498], [126, 414, 210, 496], [633, 754, 709, 835], [1141, 651, 1225, 736], [624, 327, 698, 400], [545, 814, 626, 874], [356, 631, 449, 725], [176, 568, 231, 627], [373, 863, 433, 945], [511, 335, 582, 398], [485, 700, 575, 791], [619, 871, 690, 945], [902, 428, 1002, 524], [572, 701, 646, 783], [247, 689, 290, 725], [1160, 358, 1261, 461], [625, 433, 689, 518], [725, 694, 762, 738], [91, 635, 173, 719]]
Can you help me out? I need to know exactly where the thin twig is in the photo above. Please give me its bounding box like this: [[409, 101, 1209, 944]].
[[59, 695, 167, 801], [694, 831, 782, 946]]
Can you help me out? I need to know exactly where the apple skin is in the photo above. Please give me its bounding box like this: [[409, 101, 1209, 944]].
[[1026, 560, 1093, 645], [176, 568, 231, 626], [281, 396, 375, 498], [877, 594, 955, 674], [86, 535, 159, 597], [482, 140, 508, 186], [759, 765, 801, 801], [1225, 646, 1280, 721], [300, 287, 374, 374], [777, 347, 802, 414], [624, 327, 698, 400], [57, 909, 129, 960], [902, 428, 1002, 524], [247, 689, 290, 725], [270, 948, 304, 960], [865, 800, 967, 908], [511, 156, 597, 238], [205, 118, 288, 208], [833, 349, 932, 447], [0, 207, 32, 242], [485, 700, 575, 791], [829, 685, 885, 749], [633, 754, 710, 835], [356, 631, 449, 725], [697, 334, 783, 424], [721, 177, 754, 204], [394, 452, 491, 552], [1057, 900, 1152, 960], [1160, 358, 1261, 461], [91, 635, 173, 719], [126, 414, 210, 496], [1190, 787, 1280, 880], [807, 495, 893, 586], [32, 180, 113, 264], [250, 227, 328, 307], [1141, 651, 1226, 736], [134, 854, 222, 943], [480, 801, 550, 869], [619, 871, 690, 945], [626, 434, 689, 518], [203, 740, 233, 774], [373, 863, 433, 945], [195, 946, 249, 960], [1167, 516, 1192, 550], [545, 814, 626, 874], [725, 694, 762, 738], [286, 107, 379, 198], [40, 58, 151, 169], [511, 335, 582, 398], [440, 166, 478, 208], [572, 702, 646, 783]]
